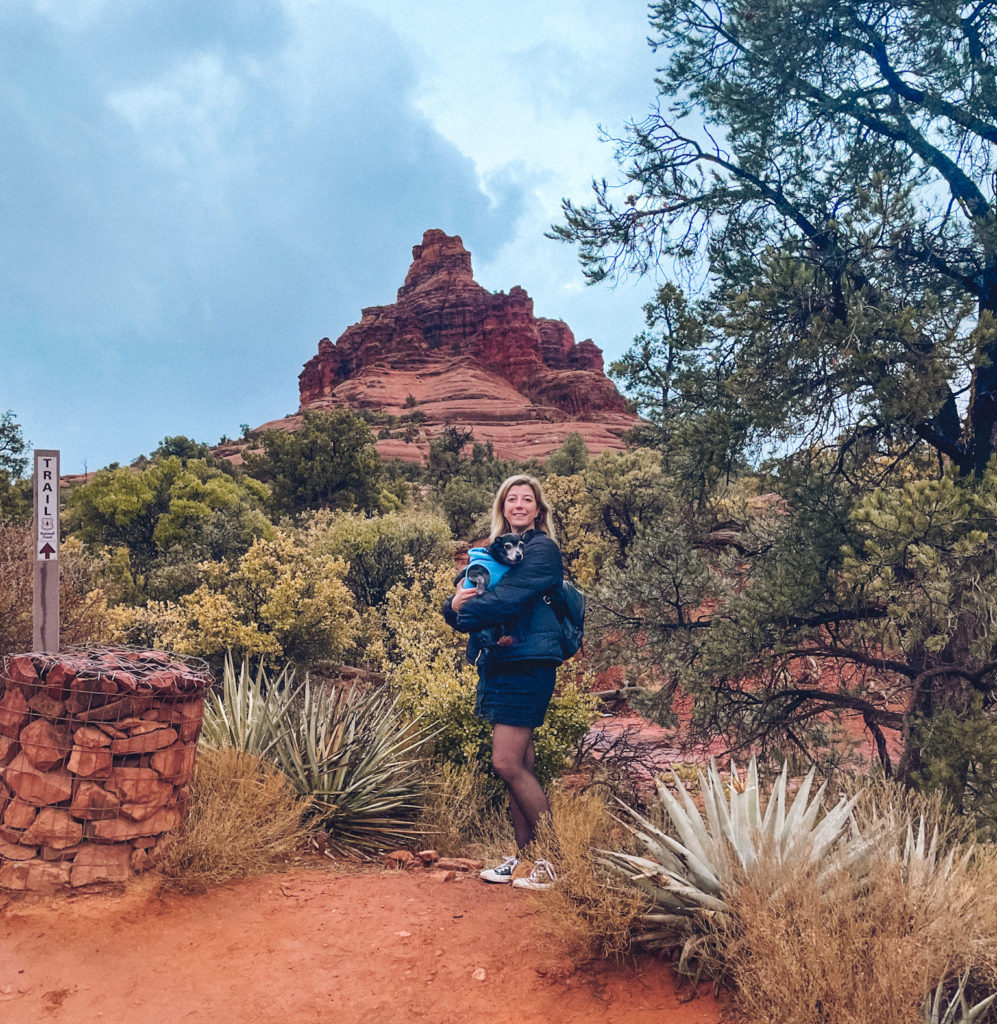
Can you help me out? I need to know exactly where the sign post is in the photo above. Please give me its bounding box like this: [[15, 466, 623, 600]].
[[33, 449, 60, 652]]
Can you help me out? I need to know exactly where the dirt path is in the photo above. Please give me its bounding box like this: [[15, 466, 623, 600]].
[[0, 867, 725, 1024]]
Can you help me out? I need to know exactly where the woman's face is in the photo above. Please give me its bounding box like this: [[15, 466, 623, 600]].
[[504, 484, 539, 532]]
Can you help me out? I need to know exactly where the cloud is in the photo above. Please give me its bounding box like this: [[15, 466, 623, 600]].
[[2, 0, 529, 470]]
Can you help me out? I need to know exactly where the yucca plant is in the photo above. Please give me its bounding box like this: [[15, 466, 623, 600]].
[[922, 973, 997, 1024], [199, 654, 435, 855], [200, 652, 297, 755], [599, 758, 878, 974], [268, 674, 437, 855]]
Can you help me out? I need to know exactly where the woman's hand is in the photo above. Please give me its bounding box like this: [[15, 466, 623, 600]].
[[451, 583, 477, 613]]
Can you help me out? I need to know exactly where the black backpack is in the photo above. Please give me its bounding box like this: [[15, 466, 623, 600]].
[[544, 580, 586, 659]]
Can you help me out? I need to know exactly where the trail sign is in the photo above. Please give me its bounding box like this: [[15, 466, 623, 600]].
[[33, 449, 60, 652]]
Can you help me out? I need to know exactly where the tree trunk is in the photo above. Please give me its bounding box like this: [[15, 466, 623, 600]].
[[968, 265, 997, 477]]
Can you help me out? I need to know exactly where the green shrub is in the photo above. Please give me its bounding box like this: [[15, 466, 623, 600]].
[[438, 477, 490, 537], [64, 455, 272, 602], [242, 408, 383, 515], [912, 698, 997, 841], [111, 529, 357, 666], [303, 508, 452, 606]]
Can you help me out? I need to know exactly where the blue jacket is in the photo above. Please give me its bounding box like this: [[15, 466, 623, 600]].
[[442, 529, 564, 667]]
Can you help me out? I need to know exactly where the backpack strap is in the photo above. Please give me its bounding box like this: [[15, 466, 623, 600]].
[[542, 584, 568, 621]]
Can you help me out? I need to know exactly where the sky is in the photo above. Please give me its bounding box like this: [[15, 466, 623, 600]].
[[2, 0, 663, 474]]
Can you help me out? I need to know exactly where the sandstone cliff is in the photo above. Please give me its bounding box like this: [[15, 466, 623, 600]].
[[244, 230, 639, 464]]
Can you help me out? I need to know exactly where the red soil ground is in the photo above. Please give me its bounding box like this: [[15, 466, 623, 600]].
[[0, 865, 726, 1024]]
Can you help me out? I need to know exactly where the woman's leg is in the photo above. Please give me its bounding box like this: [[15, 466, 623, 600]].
[[492, 724, 551, 850], [504, 734, 535, 848]]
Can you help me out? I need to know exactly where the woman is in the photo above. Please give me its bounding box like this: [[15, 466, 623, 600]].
[[442, 473, 565, 890]]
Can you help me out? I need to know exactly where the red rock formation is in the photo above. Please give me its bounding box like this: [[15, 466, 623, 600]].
[[286, 230, 639, 463]]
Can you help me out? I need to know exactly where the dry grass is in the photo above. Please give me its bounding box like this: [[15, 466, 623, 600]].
[[154, 747, 311, 893], [714, 848, 997, 1024], [850, 773, 975, 849], [0, 526, 110, 658], [541, 768, 997, 1020], [530, 787, 647, 961], [414, 761, 512, 858]]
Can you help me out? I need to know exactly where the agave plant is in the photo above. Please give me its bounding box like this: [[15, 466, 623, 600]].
[[922, 973, 997, 1024], [901, 816, 974, 889], [199, 654, 436, 855], [599, 758, 878, 973]]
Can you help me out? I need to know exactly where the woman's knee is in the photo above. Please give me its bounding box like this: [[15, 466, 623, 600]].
[[492, 724, 539, 782], [491, 747, 524, 782]]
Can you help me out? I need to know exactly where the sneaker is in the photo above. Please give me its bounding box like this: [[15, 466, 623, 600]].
[[511, 858, 558, 891], [479, 856, 520, 884]]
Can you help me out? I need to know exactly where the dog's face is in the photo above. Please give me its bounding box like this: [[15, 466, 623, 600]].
[[489, 532, 525, 567]]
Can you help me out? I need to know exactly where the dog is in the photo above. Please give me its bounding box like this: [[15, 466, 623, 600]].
[[459, 532, 526, 594]]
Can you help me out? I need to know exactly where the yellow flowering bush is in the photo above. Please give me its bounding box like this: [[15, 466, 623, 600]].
[[110, 529, 357, 665], [542, 473, 611, 585]]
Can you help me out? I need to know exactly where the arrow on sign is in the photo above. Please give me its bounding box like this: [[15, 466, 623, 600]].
[[39, 543, 56, 559]]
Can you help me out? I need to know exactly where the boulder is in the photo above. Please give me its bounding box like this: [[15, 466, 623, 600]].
[[73, 725, 113, 748], [87, 806, 181, 841], [67, 744, 114, 778], [19, 718, 71, 771], [42, 661, 76, 700], [22, 808, 83, 849], [0, 733, 18, 767], [109, 724, 179, 755], [152, 700, 204, 743], [70, 844, 133, 886], [69, 781, 121, 820], [4, 655, 40, 687], [150, 742, 196, 784], [0, 858, 72, 892], [104, 766, 174, 806], [0, 835, 37, 861], [0, 686, 30, 738], [4, 752, 74, 806], [27, 692, 66, 718], [3, 797, 38, 830]]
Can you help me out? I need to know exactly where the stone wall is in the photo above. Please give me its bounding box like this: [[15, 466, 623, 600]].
[[0, 647, 211, 891]]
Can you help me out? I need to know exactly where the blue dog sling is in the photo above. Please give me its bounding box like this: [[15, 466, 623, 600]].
[[461, 547, 514, 590]]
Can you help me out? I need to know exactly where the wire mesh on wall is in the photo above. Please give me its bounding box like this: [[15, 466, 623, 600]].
[[0, 646, 211, 891]]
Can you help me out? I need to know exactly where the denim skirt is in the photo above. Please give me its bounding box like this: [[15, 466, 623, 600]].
[[475, 659, 558, 729]]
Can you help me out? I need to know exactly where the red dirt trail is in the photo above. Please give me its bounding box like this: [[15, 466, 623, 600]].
[[0, 867, 726, 1024]]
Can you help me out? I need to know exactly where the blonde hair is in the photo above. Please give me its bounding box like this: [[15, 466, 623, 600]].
[[489, 474, 557, 542]]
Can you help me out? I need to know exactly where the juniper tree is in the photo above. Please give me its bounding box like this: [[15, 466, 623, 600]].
[[244, 409, 383, 516], [0, 411, 30, 522], [555, 0, 997, 473], [555, 0, 997, 787]]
